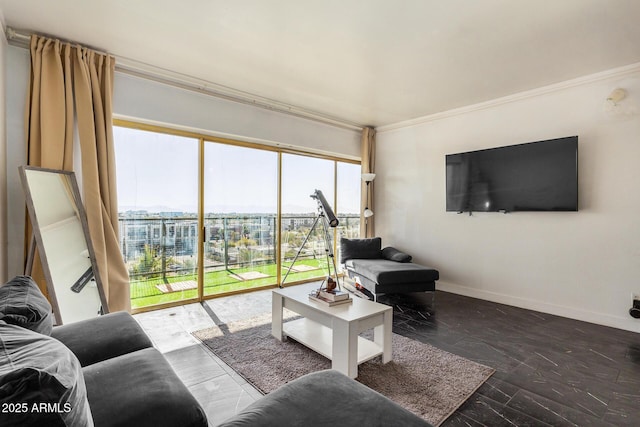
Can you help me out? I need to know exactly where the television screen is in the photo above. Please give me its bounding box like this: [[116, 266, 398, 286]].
[[446, 136, 578, 212]]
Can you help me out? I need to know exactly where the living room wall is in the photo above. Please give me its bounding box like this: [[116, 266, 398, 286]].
[[3, 45, 361, 279], [113, 73, 361, 160], [376, 64, 640, 333]]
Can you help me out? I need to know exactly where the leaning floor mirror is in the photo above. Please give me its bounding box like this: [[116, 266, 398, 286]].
[[19, 166, 109, 324]]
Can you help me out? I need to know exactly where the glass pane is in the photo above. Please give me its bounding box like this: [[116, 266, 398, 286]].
[[281, 154, 335, 285], [114, 127, 199, 309], [336, 162, 361, 271], [203, 142, 278, 295]]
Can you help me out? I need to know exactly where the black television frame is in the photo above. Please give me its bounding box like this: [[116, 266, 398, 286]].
[[445, 136, 578, 213]]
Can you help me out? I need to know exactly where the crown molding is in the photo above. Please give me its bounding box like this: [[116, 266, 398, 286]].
[[5, 26, 364, 133], [378, 62, 640, 133], [115, 58, 365, 132]]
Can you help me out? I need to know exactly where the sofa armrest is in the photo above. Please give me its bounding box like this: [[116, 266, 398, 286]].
[[381, 246, 412, 263], [218, 370, 432, 427], [83, 347, 208, 427], [51, 311, 152, 367]]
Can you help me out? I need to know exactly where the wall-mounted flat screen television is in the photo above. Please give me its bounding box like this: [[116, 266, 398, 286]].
[[446, 136, 578, 213]]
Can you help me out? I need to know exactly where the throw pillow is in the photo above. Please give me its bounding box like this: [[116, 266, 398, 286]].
[[0, 322, 94, 427], [381, 246, 413, 263], [0, 276, 53, 335], [339, 237, 382, 264]]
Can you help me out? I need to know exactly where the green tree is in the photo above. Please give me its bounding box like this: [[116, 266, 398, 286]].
[[131, 244, 161, 278]]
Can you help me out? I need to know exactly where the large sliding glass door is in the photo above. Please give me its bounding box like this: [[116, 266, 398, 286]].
[[280, 154, 336, 285], [114, 121, 360, 311], [114, 127, 200, 310], [203, 142, 278, 296]]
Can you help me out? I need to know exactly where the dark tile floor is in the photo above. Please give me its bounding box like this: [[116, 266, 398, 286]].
[[135, 286, 640, 426], [380, 291, 640, 427]]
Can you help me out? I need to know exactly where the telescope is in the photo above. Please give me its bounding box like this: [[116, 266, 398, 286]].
[[281, 189, 340, 287], [310, 189, 339, 228]]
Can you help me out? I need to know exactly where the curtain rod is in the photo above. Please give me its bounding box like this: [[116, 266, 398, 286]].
[[5, 27, 364, 132]]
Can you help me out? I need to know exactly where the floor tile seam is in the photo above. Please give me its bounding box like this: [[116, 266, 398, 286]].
[[473, 393, 555, 427], [392, 323, 452, 342], [183, 369, 232, 388], [602, 406, 637, 425], [393, 326, 513, 379], [503, 388, 605, 427], [516, 352, 628, 378], [448, 411, 489, 426], [509, 357, 622, 406], [494, 369, 611, 420], [455, 392, 551, 427], [392, 325, 477, 360], [189, 375, 255, 408]]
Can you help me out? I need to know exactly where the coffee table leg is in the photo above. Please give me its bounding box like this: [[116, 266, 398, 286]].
[[374, 309, 392, 364], [271, 293, 284, 341], [332, 319, 358, 378]]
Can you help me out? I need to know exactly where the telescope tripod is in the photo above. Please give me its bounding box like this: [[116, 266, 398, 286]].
[[280, 206, 340, 290]]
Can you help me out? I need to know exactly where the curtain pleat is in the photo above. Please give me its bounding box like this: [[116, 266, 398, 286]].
[[25, 34, 130, 313], [73, 47, 130, 313], [24, 37, 75, 297], [360, 127, 376, 238]]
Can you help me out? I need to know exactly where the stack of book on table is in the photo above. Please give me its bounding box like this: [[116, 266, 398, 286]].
[[308, 288, 352, 306]]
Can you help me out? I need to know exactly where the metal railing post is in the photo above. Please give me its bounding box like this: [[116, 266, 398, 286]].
[[161, 218, 167, 283], [223, 217, 229, 271]]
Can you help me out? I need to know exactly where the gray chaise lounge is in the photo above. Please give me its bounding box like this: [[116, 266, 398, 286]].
[[341, 237, 439, 301]]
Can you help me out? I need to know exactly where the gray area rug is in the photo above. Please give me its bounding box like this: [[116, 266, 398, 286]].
[[193, 313, 494, 426]]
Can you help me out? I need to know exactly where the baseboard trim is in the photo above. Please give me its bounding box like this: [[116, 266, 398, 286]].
[[437, 281, 640, 334]]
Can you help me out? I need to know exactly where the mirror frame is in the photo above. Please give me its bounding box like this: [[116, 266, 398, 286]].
[[19, 166, 109, 324]]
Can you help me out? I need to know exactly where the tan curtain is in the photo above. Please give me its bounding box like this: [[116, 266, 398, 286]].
[[360, 127, 376, 238], [24, 37, 74, 297], [25, 34, 130, 312]]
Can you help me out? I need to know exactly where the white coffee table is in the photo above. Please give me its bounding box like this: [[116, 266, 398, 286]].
[[271, 285, 393, 379]]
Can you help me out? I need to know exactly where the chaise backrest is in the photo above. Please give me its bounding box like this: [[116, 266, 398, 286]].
[[339, 237, 382, 264]]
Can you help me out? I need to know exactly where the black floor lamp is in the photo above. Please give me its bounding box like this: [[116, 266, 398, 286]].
[[362, 173, 375, 237]]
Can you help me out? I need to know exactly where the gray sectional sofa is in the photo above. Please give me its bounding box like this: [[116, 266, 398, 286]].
[[1, 276, 433, 427], [0, 276, 207, 427], [341, 238, 439, 300], [218, 369, 432, 427]]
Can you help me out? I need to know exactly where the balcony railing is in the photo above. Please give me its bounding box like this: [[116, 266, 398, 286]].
[[119, 213, 360, 308]]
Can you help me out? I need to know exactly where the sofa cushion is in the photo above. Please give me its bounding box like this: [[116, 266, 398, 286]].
[[0, 276, 53, 336], [218, 369, 432, 427], [340, 237, 382, 264], [82, 347, 207, 427], [0, 322, 94, 427], [348, 259, 439, 285], [51, 311, 152, 367], [381, 246, 412, 263]]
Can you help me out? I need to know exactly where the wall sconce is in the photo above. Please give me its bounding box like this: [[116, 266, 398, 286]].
[[603, 87, 637, 118], [606, 88, 626, 106]]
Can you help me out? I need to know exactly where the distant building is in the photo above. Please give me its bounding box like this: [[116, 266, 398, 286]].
[[118, 212, 358, 264]]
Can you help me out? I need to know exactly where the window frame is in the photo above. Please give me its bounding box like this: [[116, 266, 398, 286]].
[[113, 119, 360, 314]]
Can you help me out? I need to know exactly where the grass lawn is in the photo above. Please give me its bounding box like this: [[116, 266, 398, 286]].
[[130, 258, 326, 309]]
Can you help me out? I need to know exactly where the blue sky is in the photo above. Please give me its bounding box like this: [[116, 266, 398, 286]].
[[114, 126, 360, 214]]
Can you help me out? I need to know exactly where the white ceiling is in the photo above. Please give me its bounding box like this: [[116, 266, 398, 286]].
[[1, 0, 640, 128]]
